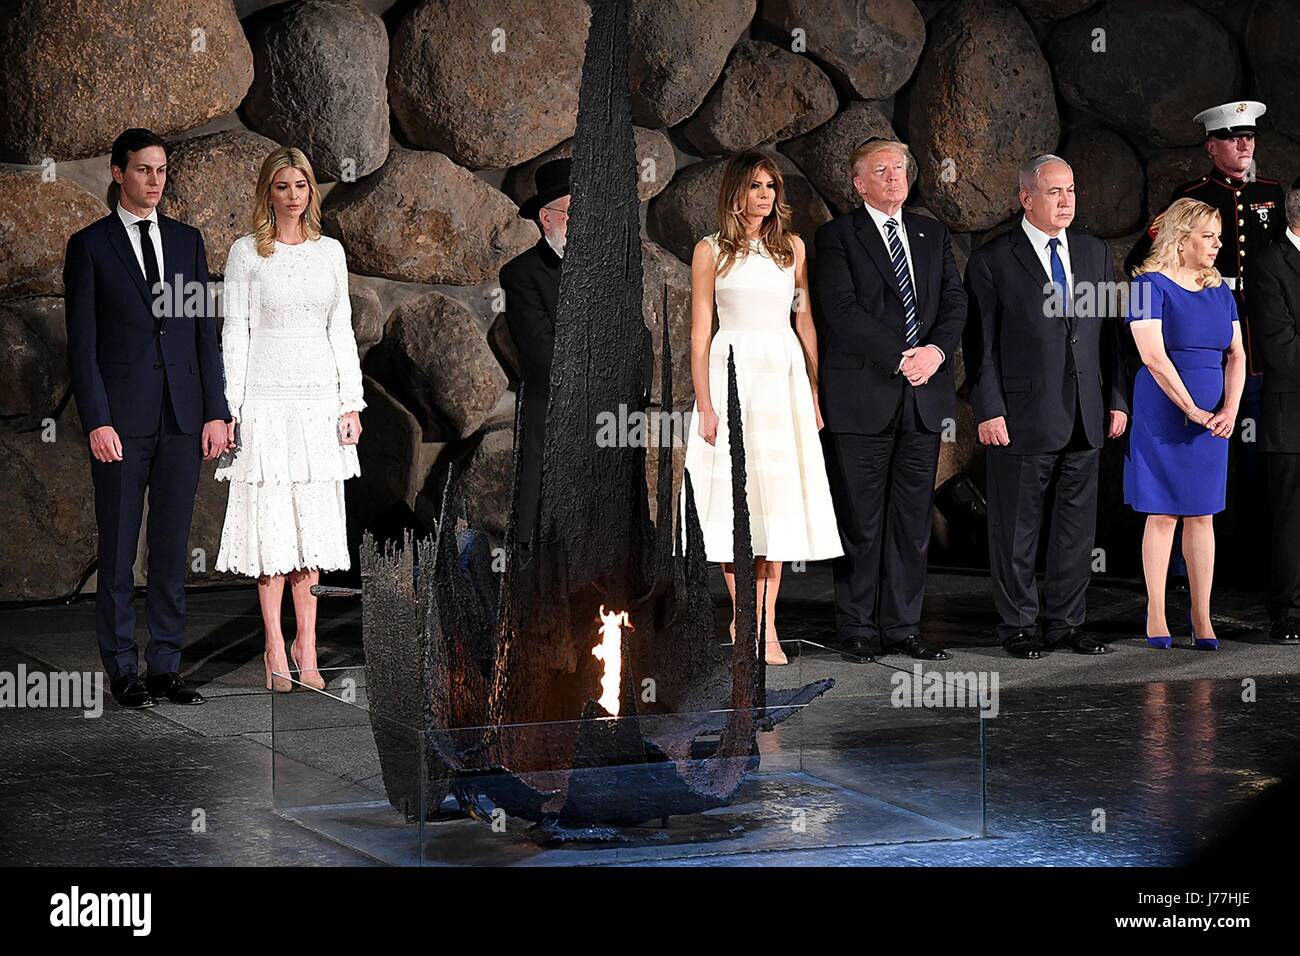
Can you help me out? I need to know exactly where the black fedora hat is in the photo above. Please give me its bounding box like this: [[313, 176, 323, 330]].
[[518, 158, 572, 220]]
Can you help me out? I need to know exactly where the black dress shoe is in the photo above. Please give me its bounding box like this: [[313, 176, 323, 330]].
[[1002, 630, 1044, 659], [888, 635, 950, 661], [110, 674, 155, 709], [1271, 616, 1300, 645], [839, 636, 875, 662], [145, 672, 205, 705], [1050, 629, 1110, 655]]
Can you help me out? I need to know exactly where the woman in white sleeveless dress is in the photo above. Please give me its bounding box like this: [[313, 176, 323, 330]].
[[683, 152, 842, 665], [214, 147, 365, 692]]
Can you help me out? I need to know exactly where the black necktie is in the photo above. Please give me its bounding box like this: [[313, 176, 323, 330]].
[[137, 219, 160, 292]]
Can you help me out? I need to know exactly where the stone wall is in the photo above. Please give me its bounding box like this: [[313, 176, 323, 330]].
[[1, 0, 1293, 601]]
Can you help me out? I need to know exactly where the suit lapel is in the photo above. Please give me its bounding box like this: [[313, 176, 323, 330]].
[[853, 205, 904, 303], [158, 213, 182, 284], [1065, 227, 1092, 322], [903, 211, 929, 316], [1011, 223, 1076, 328], [1282, 239, 1300, 282], [105, 212, 154, 309], [1008, 224, 1049, 288]]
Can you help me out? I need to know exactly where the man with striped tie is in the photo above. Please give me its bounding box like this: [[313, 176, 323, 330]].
[[962, 155, 1129, 659], [814, 139, 967, 662]]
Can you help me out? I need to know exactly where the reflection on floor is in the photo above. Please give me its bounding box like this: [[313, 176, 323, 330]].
[[2, 566, 1297, 866]]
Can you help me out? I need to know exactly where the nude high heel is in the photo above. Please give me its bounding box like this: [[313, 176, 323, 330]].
[[289, 639, 327, 690], [263, 651, 292, 693]]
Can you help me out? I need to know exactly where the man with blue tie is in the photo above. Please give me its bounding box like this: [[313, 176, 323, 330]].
[[64, 128, 231, 708], [814, 139, 967, 661], [964, 155, 1129, 659]]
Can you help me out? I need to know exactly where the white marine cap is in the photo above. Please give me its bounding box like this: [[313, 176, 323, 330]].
[[1193, 101, 1267, 138]]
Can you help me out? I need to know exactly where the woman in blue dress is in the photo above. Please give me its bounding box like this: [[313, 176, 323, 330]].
[[1126, 198, 1246, 650]]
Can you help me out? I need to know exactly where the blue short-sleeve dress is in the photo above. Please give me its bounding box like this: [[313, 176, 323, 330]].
[[1123, 272, 1237, 516]]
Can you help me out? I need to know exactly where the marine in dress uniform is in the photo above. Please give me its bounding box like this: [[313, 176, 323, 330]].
[[1125, 101, 1286, 376]]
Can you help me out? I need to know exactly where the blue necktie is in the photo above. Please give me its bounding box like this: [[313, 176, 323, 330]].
[[885, 218, 919, 346], [1048, 237, 1070, 317]]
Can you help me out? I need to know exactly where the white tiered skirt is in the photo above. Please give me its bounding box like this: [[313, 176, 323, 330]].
[[214, 397, 360, 578]]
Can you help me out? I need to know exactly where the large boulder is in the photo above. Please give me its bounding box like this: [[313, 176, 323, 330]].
[[1109, 228, 1145, 280], [1247, 1, 1300, 143], [645, 418, 686, 530], [1061, 126, 1144, 238], [388, 0, 589, 169], [908, 0, 1060, 233], [184, 459, 232, 585], [458, 427, 514, 542], [780, 101, 899, 215], [363, 291, 508, 443], [504, 127, 676, 206], [648, 153, 832, 264], [682, 40, 838, 157], [1143, 147, 1209, 217], [0, 0, 253, 163], [1014, 0, 1097, 17], [159, 129, 280, 277], [758, 0, 926, 100], [1254, 132, 1300, 192], [0, 170, 106, 298], [641, 239, 693, 411], [1049, 0, 1241, 148], [0, 404, 97, 602], [242, 0, 390, 183], [629, 0, 754, 128], [322, 147, 537, 285], [0, 297, 68, 430], [349, 283, 384, 361], [351, 375, 426, 530]]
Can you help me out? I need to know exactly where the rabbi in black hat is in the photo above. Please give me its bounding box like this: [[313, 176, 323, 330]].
[[499, 158, 571, 552]]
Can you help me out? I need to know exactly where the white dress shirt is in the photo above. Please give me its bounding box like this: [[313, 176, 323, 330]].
[[863, 201, 944, 364], [1020, 215, 1072, 295], [116, 202, 165, 281]]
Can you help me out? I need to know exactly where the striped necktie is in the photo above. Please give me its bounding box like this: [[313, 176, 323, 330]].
[[885, 218, 919, 347]]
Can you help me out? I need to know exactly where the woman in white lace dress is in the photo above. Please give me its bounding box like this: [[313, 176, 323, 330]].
[[214, 147, 365, 692]]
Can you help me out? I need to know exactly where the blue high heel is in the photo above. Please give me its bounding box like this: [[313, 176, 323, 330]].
[[1145, 614, 1172, 649], [1189, 611, 1219, 651]]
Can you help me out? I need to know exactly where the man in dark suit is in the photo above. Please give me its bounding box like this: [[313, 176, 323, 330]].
[[1245, 178, 1300, 646], [964, 155, 1129, 659], [814, 139, 966, 661], [499, 158, 570, 552], [64, 128, 230, 708]]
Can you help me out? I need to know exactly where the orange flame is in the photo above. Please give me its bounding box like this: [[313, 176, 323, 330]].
[[593, 606, 629, 716]]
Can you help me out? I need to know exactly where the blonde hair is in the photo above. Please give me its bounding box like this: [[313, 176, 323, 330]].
[[850, 138, 917, 188], [252, 147, 323, 258], [1134, 197, 1223, 288], [713, 152, 796, 276]]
